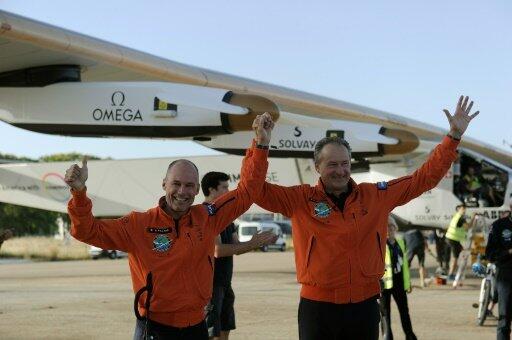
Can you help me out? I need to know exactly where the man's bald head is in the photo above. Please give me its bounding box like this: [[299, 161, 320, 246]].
[[165, 159, 199, 180]]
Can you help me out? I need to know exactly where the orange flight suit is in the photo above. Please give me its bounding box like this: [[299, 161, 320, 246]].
[[254, 136, 458, 304], [68, 142, 268, 327]]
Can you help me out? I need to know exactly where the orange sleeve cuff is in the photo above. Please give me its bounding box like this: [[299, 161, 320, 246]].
[[251, 139, 269, 159], [70, 187, 88, 206], [442, 135, 460, 150]]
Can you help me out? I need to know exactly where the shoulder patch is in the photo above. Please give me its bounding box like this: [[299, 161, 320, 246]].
[[376, 181, 388, 190], [204, 203, 217, 216]]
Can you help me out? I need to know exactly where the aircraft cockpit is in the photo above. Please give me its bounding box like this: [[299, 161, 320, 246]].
[[454, 151, 509, 208]]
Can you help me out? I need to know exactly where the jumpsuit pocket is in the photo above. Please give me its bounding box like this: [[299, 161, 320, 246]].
[[185, 230, 213, 300], [193, 255, 214, 300], [305, 235, 315, 268], [304, 234, 350, 287], [359, 231, 385, 278]]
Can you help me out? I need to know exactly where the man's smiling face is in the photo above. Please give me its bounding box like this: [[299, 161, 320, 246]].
[[162, 161, 200, 214]]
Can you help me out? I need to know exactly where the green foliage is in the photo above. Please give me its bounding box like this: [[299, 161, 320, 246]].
[[0, 152, 35, 163], [39, 153, 102, 162], [0, 203, 63, 236]]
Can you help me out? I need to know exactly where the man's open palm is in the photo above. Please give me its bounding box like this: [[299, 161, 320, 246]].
[[443, 95, 479, 139]]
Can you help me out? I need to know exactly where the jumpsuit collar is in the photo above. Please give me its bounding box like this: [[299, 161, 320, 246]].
[[157, 196, 193, 232]]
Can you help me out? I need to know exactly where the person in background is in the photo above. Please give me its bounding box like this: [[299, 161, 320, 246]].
[[485, 195, 512, 340], [404, 229, 428, 288], [432, 230, 450, 275], [0, 229, 13, 251], [446, 204, 477, 280], [462, 166, 497, 206], [380, 216, 417, 340], [201, 171, 277, 340]]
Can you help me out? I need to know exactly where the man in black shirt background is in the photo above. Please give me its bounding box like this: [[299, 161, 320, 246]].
[[486, 195, 512, 340], [202, 172, 277, 340]]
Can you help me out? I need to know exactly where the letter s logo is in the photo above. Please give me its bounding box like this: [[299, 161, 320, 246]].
[[294, 126, 302, 137]]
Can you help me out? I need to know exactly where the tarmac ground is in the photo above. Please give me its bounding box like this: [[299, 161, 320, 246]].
[[0, 251, 497, 339]]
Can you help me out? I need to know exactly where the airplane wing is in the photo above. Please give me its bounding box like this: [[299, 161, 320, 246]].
[[1, 10, 511, 168]]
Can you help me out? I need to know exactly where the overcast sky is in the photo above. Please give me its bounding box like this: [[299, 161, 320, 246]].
[[0, 1, 510, 159]]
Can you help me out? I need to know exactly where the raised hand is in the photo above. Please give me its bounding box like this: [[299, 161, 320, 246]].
[[64, 157, 88, 191], [443, 95, 480, 139], [252, 112, 275, 146]]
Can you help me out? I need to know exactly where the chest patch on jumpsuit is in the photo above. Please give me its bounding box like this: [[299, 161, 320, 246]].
[[314, 202, 331, 218], [152, 234, 172, 252]]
